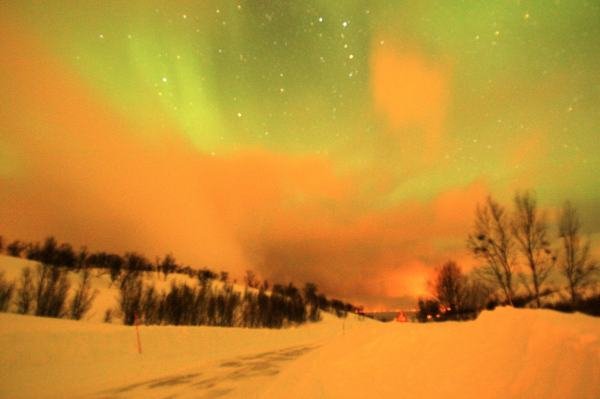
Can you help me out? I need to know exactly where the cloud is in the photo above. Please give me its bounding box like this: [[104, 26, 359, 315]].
[[370, 40, 451, 160], [243, 180, 488, 309], [0, 15, 489, 310]]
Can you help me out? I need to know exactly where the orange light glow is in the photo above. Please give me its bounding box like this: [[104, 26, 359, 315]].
[[371, 40, 450, 160]]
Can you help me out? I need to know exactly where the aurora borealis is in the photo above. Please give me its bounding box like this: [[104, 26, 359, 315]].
[[1, 1, 599, 309]]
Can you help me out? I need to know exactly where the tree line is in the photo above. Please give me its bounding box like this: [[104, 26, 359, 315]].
[[418, 191, 599, 322], [0, 235, 360, 327]]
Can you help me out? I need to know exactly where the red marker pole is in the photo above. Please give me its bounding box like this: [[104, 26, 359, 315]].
[[134, 313, 142, 354]]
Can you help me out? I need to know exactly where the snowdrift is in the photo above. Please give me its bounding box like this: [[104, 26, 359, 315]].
[[262, 307, 600, 399]]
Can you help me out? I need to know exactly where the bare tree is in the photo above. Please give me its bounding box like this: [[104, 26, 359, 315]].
[[119, 274, 143, 325], [461, 270, 494, 313], [512, 191, 555, 307], [558, 202, 598, 305], [303, 282, 320, 322], [159, 253, 177, 279], [244, 270, 259, 288], [431, 261, 465, 314], [69, 268, 98, 320], [219, 271, 229, 283], [6, 240, 26, 257], [0, 271, 15, 311], [468, 196, 516, 305], [35, 264, 71, 317], [16, 267, 35, 314]]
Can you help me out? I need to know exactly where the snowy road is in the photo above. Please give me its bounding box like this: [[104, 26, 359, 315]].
[[93, 344, 318, 399], [2, 308, 599, 399], [262, 308, 600, 399]]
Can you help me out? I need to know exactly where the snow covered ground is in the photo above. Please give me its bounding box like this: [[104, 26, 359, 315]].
[[264, 308, 600, 399], [1, 308, 598, 398], [0, 312, 362, 399], [1, 254, 599, 398]]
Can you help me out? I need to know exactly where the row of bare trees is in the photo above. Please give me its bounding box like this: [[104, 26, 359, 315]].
[[468, 192, 597, 308], [420, 191, 598, 321], [0, 264, 97, 320], [0, 234, 360, 325], [0, 236, 219, 284], [118, 275, 332, 328], [418, 261, 493, 322]]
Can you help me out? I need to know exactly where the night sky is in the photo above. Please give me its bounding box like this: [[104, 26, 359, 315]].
[[1, 1, 599, 309]]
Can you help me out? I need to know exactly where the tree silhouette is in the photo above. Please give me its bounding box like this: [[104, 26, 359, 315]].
[[244, 270, 259, 288], [16, 267, 35, 314], [159, 253, 177, 279], [303, 282, 320, 321], [468, 196, 516, 305], [69, 268, 97, 320], [0, 271, 14, 311], [512, 191, 555, 308], [558, 202, 598, 305], [6, 240, 26, 257], [432, 261, 465, 315], [35, 264, 70, 318]]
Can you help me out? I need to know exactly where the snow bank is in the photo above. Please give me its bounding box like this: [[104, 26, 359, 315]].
[[262, 307, 600, 399]]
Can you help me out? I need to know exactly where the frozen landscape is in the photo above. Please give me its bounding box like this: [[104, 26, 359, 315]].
[[1, 306, 598, 399], [2, 2, 600, 398], [1, 254, 598, 399]]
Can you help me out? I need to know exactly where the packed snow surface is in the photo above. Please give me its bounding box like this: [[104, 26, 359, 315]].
[[264, 308, 600, 399], [1, 307, 598, 398]]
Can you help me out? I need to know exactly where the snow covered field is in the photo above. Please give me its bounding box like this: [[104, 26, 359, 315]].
[[264, 308, 600, 399], [0, 312, 358, 398], [1, 254, 599, 398], [1, 308, 598, 399]]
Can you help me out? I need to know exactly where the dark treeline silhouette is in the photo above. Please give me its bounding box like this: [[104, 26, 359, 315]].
[[0, 263, 95, 320], [119, 276, 311, 328], [0, 234, 360, 327], [120, 277, 358, 327], [419, 190, 599, 322]]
